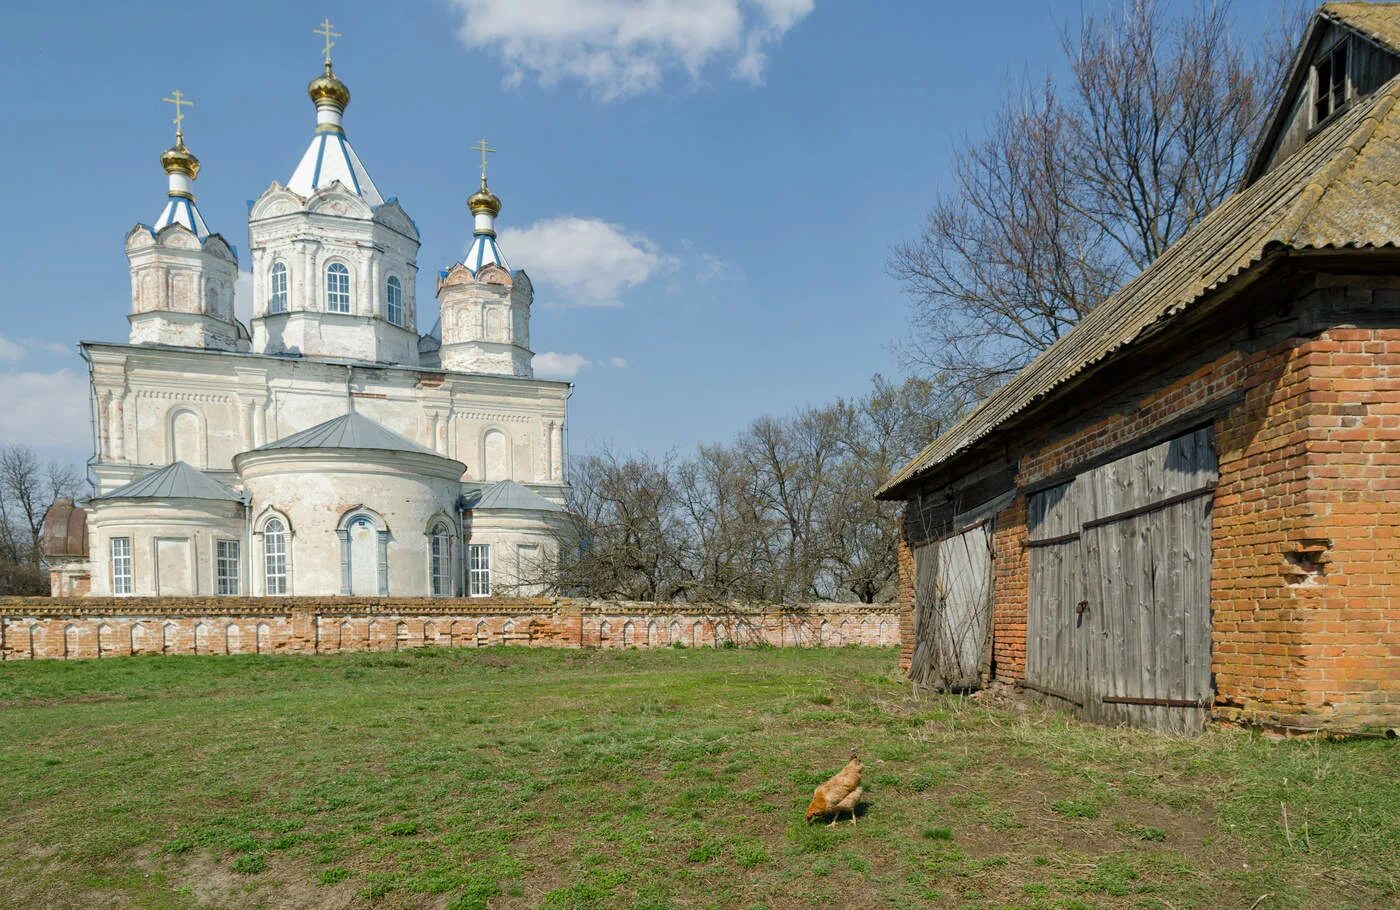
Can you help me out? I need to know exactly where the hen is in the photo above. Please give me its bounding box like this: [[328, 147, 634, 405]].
[[805, 752, 864, 826]]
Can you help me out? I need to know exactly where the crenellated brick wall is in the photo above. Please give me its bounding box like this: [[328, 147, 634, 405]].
[[0, 597, 898, 661]]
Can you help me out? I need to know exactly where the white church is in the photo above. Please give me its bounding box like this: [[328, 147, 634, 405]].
[[45, 36, 570, 599]]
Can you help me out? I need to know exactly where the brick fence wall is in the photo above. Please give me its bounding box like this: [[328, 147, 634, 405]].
[[0, 596, 899, 661]]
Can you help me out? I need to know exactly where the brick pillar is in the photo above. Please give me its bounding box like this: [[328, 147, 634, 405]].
[[896, 536, 915, 672], [990, 497, 1028, 682]]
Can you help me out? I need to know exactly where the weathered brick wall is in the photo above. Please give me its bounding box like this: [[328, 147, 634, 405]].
[[1210, 337, 1319, 727], [896, 537, 914, 672], [989, 497, 1029, 681], [1016, 351, 1248, 488], [902, 288, 1400, 731], [1310, 327, 1400, 728], [1203, 326, 1398, 731], [0, 597, 899, 661]]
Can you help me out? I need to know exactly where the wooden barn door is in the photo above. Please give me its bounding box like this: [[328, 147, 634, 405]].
[[1025, 480, 1087, 710], [1026, 427, 1217, 733], [910, 520, 995, 692]]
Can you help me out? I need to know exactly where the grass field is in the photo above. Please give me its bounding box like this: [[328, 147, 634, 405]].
[[0, 647, 1395, 909]]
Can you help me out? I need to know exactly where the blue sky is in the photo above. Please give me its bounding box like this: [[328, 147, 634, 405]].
[[0, 0, 1287, 470]]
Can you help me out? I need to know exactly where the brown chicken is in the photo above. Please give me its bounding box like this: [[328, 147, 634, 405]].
[[805, 753, 864, 826]]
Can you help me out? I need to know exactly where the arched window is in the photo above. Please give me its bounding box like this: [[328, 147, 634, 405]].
[[429, 521, 452, 596], [269, 262, 288, 314], [386, 275, 404, 326], [325, 262, 351, 313], [264, 518, 288, 595]]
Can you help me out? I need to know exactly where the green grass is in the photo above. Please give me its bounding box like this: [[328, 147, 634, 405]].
[[0, 647, 1396, 909]]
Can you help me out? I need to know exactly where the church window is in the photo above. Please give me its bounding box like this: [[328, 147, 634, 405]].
[[469, 544, 491, 596], [269, 262, 288, 314], [111, 537, 132, 595], [325, 262, 351, 313], [430, 522, 453, 596], [1314, 40, 1349, 126], [386, 275, 404, 326], [216, 539, 240, 595], [264, 519, 288, 595]]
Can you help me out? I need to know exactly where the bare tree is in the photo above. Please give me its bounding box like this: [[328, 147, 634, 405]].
[[549, 450, 693, 602], [0, 444, 82, 594], [891, 82, 1124, 398], [892, 0, 1288, 397], [1067, 0, 1270, 267], [542, 376, 956, 605]]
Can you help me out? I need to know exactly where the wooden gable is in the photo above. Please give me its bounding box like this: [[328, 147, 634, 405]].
[[1248, 10, 1400, 182]]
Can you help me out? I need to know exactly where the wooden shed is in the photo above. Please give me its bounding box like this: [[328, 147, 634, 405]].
[[880, 3, 1400, 735]]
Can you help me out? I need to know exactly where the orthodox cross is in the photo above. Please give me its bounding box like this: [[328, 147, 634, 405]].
[[162, 89, 193, 143], [473, 138, 496, 183], [314, 18, 341, 65]]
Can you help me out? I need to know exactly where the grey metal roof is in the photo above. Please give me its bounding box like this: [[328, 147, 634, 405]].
[[94, 461, 244, 502], [256, 412, 440, 456], [462, 479, 564, 513]]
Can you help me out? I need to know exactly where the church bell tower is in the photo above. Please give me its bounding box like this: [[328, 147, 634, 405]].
[[246, 21, 422, 365], [437, 142, 535, 378], [126, 91, 243, 351]]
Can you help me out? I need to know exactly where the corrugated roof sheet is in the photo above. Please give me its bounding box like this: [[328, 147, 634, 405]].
[[880, 72, 1400, 498], [1323, 2, 1400, 54], [257, 412, 440, 456], [94, 461, 243, 502], [462, 479, 564, 513]]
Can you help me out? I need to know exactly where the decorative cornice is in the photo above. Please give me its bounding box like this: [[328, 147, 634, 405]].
[[453, 411, 531, 423], [133, 389, 232, 403]]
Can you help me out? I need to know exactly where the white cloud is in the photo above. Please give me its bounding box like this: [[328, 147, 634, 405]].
[[234, 270, 254, 324], [500, 217, 670, 307], [533, 352, 590, 379], [0, 334, 72, 363], [32, 340, 70, 357], [451, 0, 814, 100], [0, 335, 23, 364], [532, 351, 629, 380], [0, 369, 92, 450]]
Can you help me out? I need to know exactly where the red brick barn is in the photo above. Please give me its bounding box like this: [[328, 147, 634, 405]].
[[879, 3, 1400, 735]]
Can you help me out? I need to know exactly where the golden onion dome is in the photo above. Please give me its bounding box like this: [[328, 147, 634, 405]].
[[308, 62, 350, 110], [469, 181, 502, 218], [160, 140, 200, 179]]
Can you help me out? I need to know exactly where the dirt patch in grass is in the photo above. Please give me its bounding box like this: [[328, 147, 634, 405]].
[[141, 850, 368, 910]]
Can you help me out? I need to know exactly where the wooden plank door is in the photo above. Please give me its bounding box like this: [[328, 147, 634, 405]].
[[1080, 428, 1217, 734], [1025, 478, 1087, 709], [910, 522, 995, 691]]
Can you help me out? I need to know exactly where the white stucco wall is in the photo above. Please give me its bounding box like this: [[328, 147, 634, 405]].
[[84, 344, 569, 499], [236, 448, 466, 596], [86, 499, 245, 597]]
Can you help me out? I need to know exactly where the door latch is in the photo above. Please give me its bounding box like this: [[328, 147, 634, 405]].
[[1076, 601, 1089, 616]]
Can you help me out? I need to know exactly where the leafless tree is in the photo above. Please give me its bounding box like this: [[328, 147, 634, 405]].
[[548, 450, 694, 602], [891, 83, 1122, 399], [892, 0, 1293, 397], [544, 376, 957, 604], [0, 444, 82, 594]]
